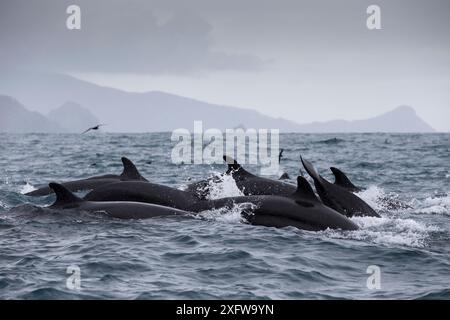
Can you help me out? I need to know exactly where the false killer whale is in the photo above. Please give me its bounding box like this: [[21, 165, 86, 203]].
[[301, 157, 380, 218], [186, 156, 296, 198], [48, 183, 190, 219], [83, 174, 358, 230], [83, 181, 201, 211], [191, 176, 359, 231], [25, 157, 148, 196]]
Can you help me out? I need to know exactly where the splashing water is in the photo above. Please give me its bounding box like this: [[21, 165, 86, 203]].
[[203, 172, 244, 200], [19, 182, 37, 195], [195, 202, 256, 224], [418, 193, 450, 215], [356, 185, 412, 212]]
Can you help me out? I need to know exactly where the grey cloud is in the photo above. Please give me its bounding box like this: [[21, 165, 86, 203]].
[[0, 0, 264, 74]]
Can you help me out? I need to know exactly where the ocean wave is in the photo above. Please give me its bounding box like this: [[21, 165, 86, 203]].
[[415, 288, 450, 299], [315, 138, 345, 144], [18, 287, 97, 300]]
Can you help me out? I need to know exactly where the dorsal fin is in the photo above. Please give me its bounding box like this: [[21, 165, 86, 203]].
[[120, 157, 148, 181], [49, 183, 83, 207], [279, 172, 290, 180], [330, 167, 358, 189], [300, 156, 324, 184], [291, 176, 319, 201], [223, 155, 242, 173]]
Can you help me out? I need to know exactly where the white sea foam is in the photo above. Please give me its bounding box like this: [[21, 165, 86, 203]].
[[324, 216, 441, 247], [20, 182, 36, 194], [418, 193, 450, 215]]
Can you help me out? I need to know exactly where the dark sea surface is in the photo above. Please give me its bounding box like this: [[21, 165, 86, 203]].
[[0, 133, 449, 299]]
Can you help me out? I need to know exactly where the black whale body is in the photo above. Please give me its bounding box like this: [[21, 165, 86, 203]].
[[25, 157, 147, 196], [84, 181, 201, 211], [48, 183, 190, 219]]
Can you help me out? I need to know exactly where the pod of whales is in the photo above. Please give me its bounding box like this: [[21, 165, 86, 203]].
[[19, 153, 391, 231], [186, 155, 379, 218], [25, 157, 147, 196], [48, 183, 189, 219], [192, 176, 359, 231], [81, 176, 358, 231]]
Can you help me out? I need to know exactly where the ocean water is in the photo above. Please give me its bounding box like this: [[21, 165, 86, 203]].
[[0, 133, 449, 299]]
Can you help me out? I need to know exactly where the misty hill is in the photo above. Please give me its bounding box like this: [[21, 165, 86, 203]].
[[0, 95, 64, 133], [0, 69, 436, 132], [47, 101, 99, 133], [0, 70, 301, 132], [296, 106, 435, 133]]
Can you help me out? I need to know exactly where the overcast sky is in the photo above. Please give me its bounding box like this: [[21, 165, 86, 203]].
[[1, 0, 449, 131]]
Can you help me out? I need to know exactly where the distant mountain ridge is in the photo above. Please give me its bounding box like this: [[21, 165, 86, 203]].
[[47, 102, 99, 133], [0, 69, 436, 133], [0, 95, 63, 133], [295, 105, 435, 133], [0, 95, 100, 133]]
